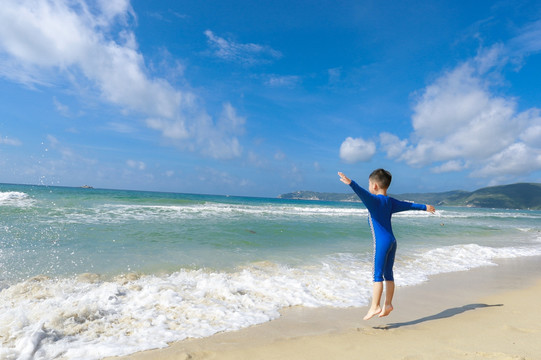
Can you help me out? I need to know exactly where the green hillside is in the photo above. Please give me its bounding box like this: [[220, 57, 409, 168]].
[[279, 183, 541, 210], [461, 183, 541, 209]]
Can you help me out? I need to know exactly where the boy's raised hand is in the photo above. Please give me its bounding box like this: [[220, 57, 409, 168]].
[[426, 205, 436, 214], [338, 172, 351, 185]]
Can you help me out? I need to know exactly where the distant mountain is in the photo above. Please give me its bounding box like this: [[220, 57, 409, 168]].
[[278, 183, 541, 210]]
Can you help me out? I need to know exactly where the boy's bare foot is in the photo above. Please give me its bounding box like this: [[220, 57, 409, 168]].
[[363, 306, 382, 320], [378, 304, 393, 317]]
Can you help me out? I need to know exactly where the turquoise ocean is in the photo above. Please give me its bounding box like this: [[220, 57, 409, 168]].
[[1, 184, 540, 359]]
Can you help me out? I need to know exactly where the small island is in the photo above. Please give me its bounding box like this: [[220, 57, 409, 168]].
[[80, 185, 94, 189]]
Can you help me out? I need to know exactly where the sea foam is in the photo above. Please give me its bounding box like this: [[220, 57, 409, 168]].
[[0, 191, 34, 208], [0, 261, 371, 359], [1, 242, 541, 360]]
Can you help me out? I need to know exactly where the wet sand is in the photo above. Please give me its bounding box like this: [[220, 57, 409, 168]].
[[107, 256, 541, 360]]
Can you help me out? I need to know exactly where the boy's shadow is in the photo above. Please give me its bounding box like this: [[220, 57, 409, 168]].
[[374, 303, 503, 330]]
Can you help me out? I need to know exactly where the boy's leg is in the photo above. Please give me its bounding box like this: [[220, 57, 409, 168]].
[[368, 237, 395, 320], [379, 281, 394, 317], [363, 281, 383, 320], [379, 241, 396, 317]]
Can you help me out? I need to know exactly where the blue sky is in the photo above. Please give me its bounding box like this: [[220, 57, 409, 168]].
[[0, 0, 540, 197]]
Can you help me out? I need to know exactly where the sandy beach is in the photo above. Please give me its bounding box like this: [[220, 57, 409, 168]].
[[107, 256, 541, 360]]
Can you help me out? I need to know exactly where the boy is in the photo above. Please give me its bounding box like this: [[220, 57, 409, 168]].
[[338, 169, 435, 320]]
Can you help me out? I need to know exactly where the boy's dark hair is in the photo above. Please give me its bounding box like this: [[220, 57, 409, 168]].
[[369, 168, 392, 189]]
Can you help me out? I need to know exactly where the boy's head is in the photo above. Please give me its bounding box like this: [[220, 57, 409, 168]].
[[369, 168, 392, 193]]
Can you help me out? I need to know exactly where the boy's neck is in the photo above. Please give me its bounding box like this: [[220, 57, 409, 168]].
[[369, 180, 388, 196]]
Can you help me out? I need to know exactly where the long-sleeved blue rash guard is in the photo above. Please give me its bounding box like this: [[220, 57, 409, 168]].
[[349, 180, 426, 282]]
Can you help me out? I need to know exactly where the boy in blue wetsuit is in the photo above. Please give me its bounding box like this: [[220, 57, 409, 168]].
[[339, 169, 436, 320]]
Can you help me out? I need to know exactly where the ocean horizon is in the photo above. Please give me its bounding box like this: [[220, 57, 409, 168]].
[[1, 183, 540, 359]]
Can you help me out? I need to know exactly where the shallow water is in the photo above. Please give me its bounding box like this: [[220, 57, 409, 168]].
[[1, 184, 540, 359]]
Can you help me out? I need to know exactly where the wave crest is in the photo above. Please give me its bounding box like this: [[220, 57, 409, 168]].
[[0, 191, 34, 207]]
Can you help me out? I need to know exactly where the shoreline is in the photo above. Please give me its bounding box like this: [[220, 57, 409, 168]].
[[107, 255, 541, 360]]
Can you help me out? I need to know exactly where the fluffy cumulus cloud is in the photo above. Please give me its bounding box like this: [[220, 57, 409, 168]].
[[386, 62, 521, 165], [380, 26, 541, 180], [339, 136, 376, 163], [0, 0, 245, 159]]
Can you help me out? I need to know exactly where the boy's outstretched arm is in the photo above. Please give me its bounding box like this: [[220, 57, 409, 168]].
[[426, 205, 436, 214], [338, 172, 351, 185]]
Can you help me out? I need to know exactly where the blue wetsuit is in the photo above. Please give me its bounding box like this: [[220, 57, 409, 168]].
[[349, 181, 426, 282]]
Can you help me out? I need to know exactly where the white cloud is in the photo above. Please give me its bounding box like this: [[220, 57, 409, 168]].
[[147, 102, 245, 159], [204, 30, 282, 65], [96, 0, 134, 24], [285, 163, 303, 184], [53, 97, 71, 117], [46, 134, 74, 159], [328, 67, 341, 84], [247, 151, 266, 168], [127, 159, 146, 170], [265, 75, 300, 87], [274, 151, 286, 160], [379, 132, 407, 159], [146, 117, 189, 140], [0, 0, 245, 160], [518, 109, 541, 146], [198, 102, 245, 159], [107, 122, 137, 134], [45, 134, 96, 166], [339, 137, 376, 163], [0, 135, 22, 146], [472, 143, 541, 178], [509, 20, 541, 55], [46, 134, 60, 148], [431, 160, 468, 174], [381, 25, 541, 179], [404, 63, 519, 165], [196, 167, 238, 186]]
